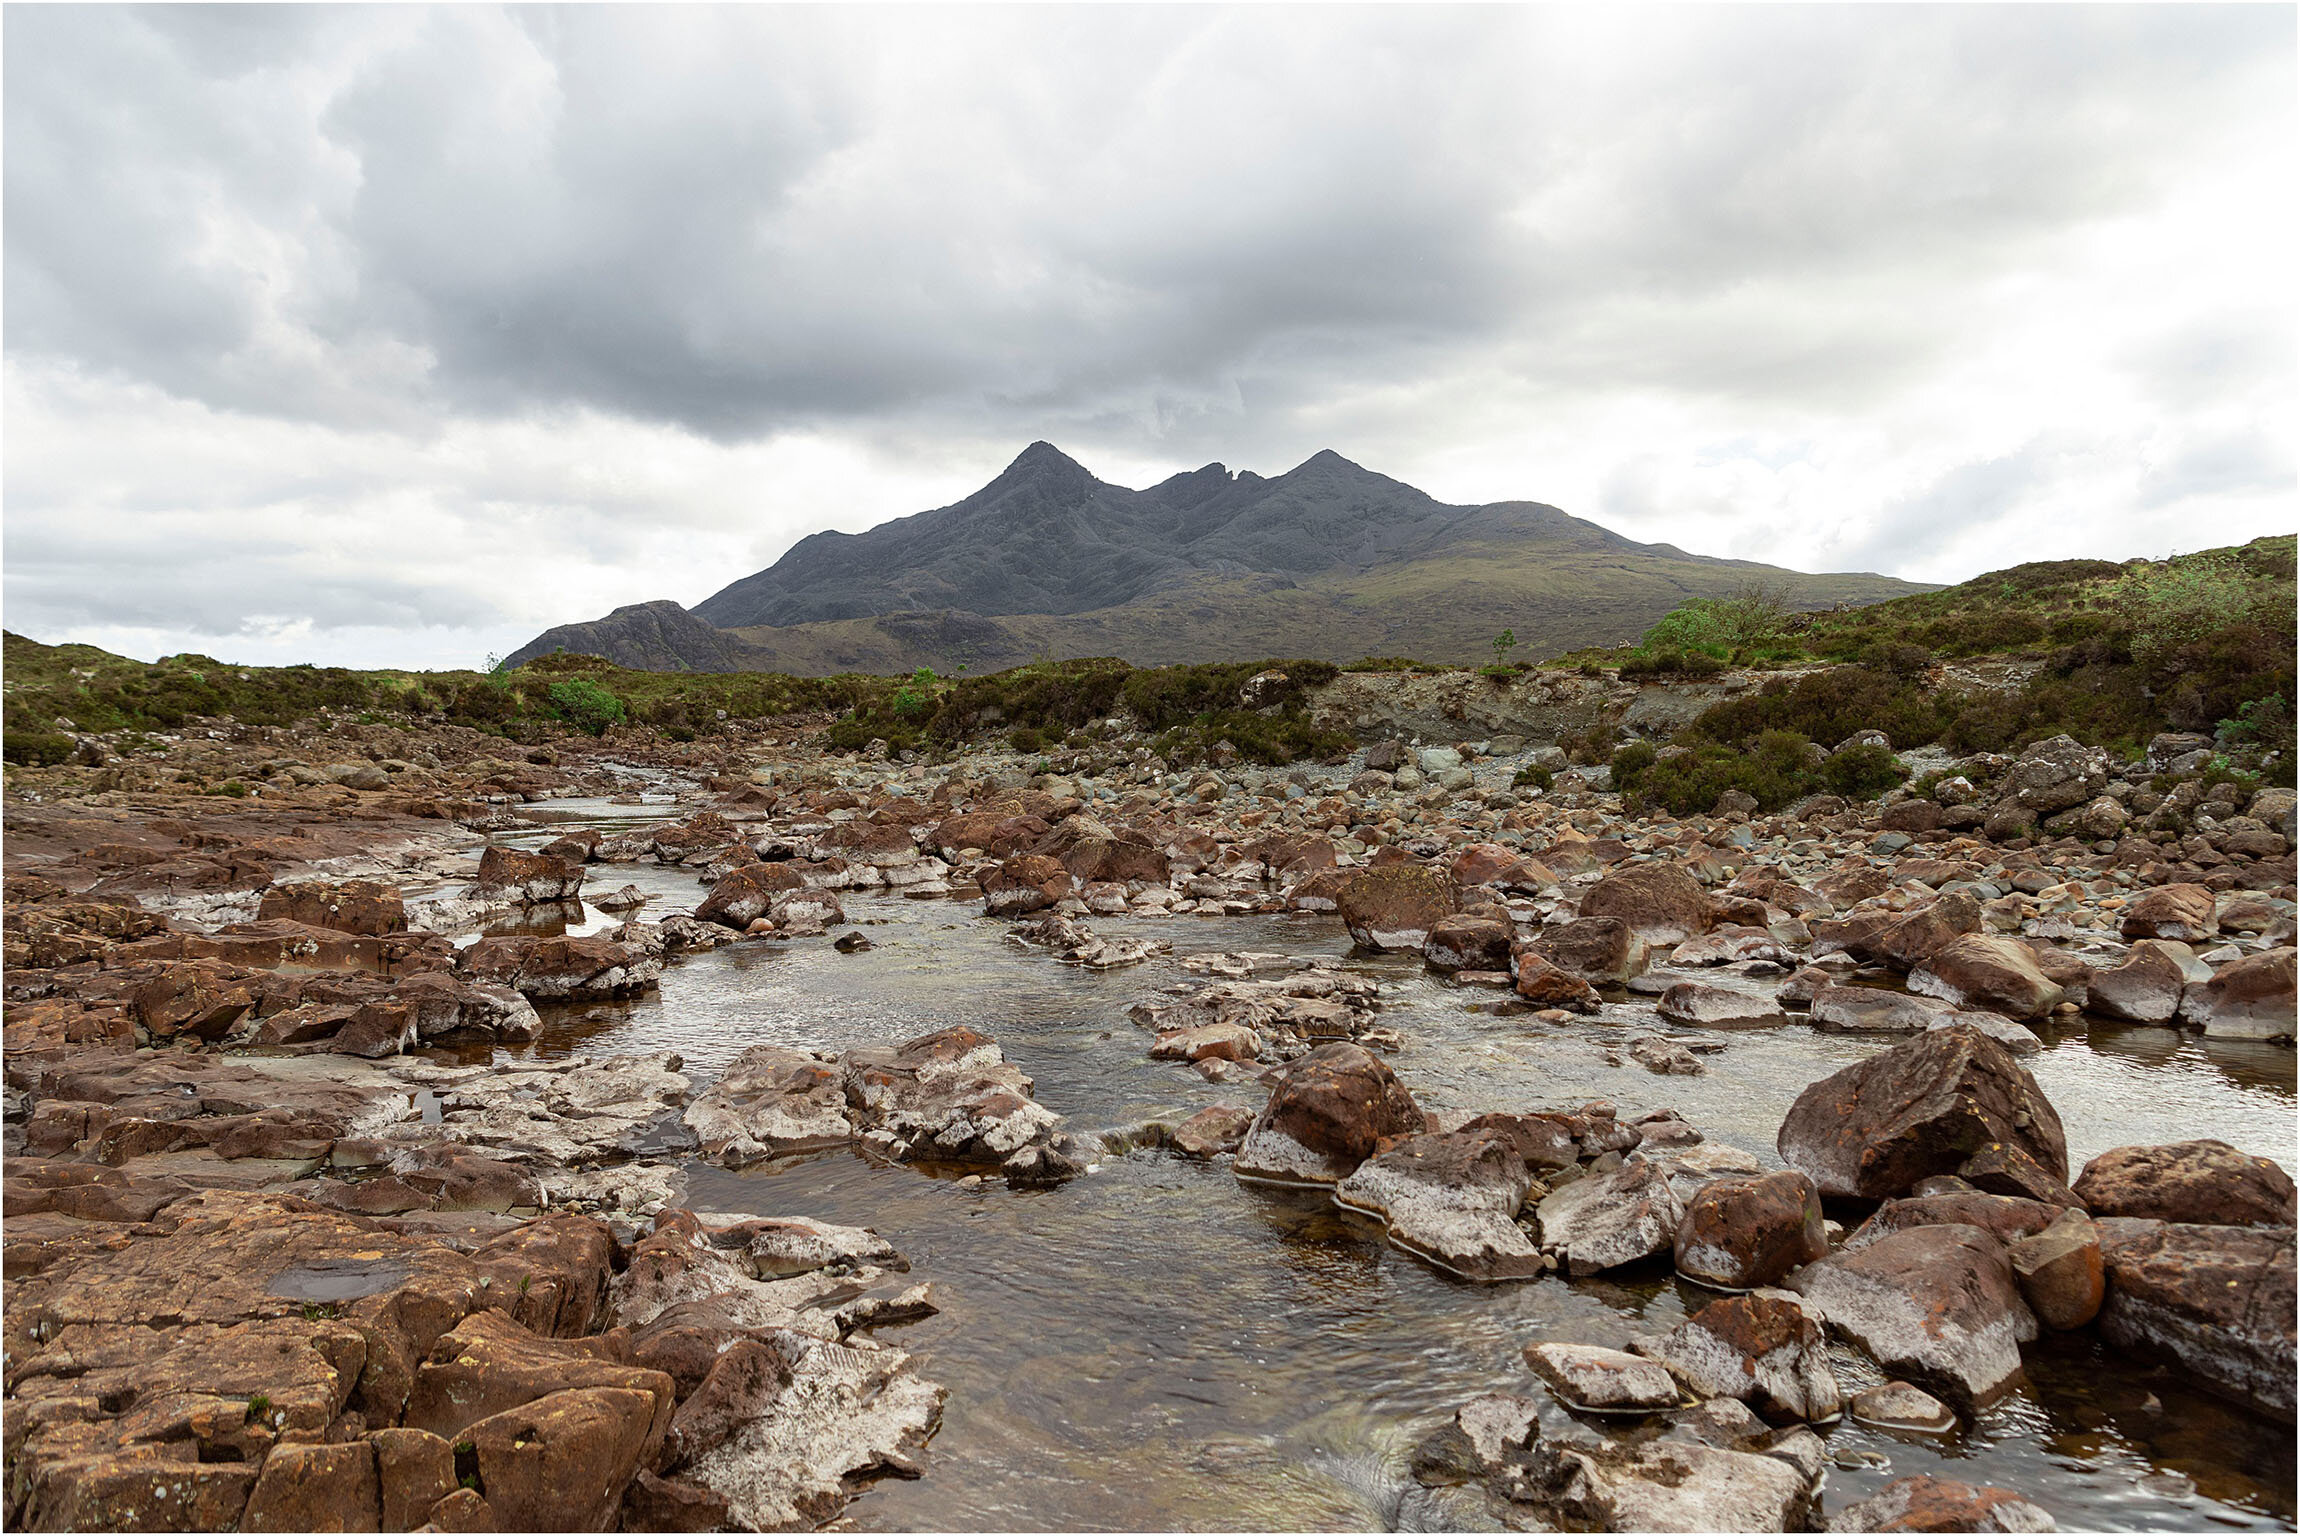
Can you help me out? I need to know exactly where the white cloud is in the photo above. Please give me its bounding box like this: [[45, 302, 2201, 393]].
[[2, 4, 2292, 667]]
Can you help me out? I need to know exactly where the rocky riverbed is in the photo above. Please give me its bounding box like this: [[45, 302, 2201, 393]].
[[3, 714, 2294, 1532]]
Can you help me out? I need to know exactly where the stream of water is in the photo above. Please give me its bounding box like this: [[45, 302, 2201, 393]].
[[473, 797, 2296, 1532]]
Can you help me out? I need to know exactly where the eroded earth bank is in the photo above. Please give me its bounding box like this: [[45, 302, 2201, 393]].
[[3, 710, 2294, 1533]]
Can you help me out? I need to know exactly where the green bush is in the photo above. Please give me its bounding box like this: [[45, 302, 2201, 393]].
[[546, 679, 626, 736], [1608, 740, 1657, 792], [3, 730, 74, 767], [1638, 605, 1730, 659], [1824, 742, 1909, 799], [1008, 727, 1046, 754], [1619, 649, 1728, 679], [1633, 732, 1816, 816], [1513, 763, 1554, 792]]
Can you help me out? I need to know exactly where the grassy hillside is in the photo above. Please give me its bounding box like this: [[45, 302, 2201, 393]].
[[1560, 534, 2296, 769]]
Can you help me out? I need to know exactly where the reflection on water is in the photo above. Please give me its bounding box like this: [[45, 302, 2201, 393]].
[[468, 868, 2293, 1531]]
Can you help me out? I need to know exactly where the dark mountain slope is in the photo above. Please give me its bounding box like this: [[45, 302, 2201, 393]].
[[514, 443, 1934, 675]]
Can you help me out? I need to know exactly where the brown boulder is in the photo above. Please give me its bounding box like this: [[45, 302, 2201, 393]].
[[2072, 1140, 2297, 1228], [1786, 1224, 2036, 1412], [1578, 862, 1712, 943], [982, 853, 1073, 916], [2096, 1218, 2296, 1420], [403, 1310, 674, 1442], [1424, 913, 1513, 972], [1233, 1042, 1425, 1186], [1650, 1291, 1841, 1423], [1338, 864, 1460, 951], [371, 1427, 456, 1531], [2178, 947, 2297, 1041], [1777, 1025, 2068, 1200], [1826, 1474, 2058, 1532], [693, 861, 806, 928], [1170, 1104, 1255, 1159], [240, 1441, 381, 1532], [2008, 1207, 2105, 1330], [474, 845, 585, 904], [1510, 952, 1601, 1012], [1907, 935, 2066, 1021], [462, 1385, 662, 1531], [256, 879, 408, 936], [2087, 940, 2202, 1023], [2119, 882, 2219, 942], [1524, 916, 1646, 983], [1672, 1170, 1827, 1291]]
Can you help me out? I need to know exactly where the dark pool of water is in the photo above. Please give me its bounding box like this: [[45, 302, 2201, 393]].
[[482, 885, 2296, 1532]]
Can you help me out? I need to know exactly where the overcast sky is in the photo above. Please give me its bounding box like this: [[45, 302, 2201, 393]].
[[5, 4, 2293, 671]]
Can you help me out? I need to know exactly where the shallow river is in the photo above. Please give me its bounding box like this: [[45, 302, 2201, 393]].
[[484, 800, 2297, 1532]]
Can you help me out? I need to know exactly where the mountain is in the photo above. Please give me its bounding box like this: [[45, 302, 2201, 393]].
[[504, 444, 1932, 674]]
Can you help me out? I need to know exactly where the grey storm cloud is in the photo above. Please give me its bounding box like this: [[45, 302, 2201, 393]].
[[2, 5, 2292, 665], [7, 4, 2285, 442]]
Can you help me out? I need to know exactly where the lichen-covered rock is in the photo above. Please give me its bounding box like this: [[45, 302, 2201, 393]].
[[1234, 1042, 1424, 1187], [255, 879, 407, 936], [1523, 1342, 1681, 1414], [1826, 1475, 2057, 1533], [1338, 863, 1460, 951], [1536, 1158, 1685, 1275], [1649, 1290, 1841, 1424], [2073, 1140, 2298, 1228], [1580, 862, 1713, 944], [1776, 1026, 2067, 1201], [1674, 1171, 1826, 1291], [1334, 1129, 1544, 1282], [2095, 1217, 2296, 1421], [1786, 1224, 2036, 1413]]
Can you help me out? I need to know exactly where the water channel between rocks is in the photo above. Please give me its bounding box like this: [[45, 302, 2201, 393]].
[[465, 800, 2297, 1533]]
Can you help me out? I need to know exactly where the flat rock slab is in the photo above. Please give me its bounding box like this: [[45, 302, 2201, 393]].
[[1537, 1158, 1685, 1274], [1524, 1342, 1681, 1414]]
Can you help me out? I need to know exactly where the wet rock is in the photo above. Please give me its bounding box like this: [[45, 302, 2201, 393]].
[[2118, 882, 2219, 942], [1334, 1129, 1544, 1282], [1524, 916, 1648, 984], [1776, 1026, 2068, 1201], [2177, 946, 2296, 1041], [1523, 1431, 1815, 1532], [403, 1309, 675, 1442], [458, 934, 661, 1000], [1786, 1224, 2037, 1413], [386, 1053, 691, 1172], [2073, 1140, 2298, 1227], [1807, 983, 1956, 1034], [1424, 913, 1514, 971], [1931, 1010, 2043, 1056], [1169, 1104, 1254, 1159], [474, 844, 585, 905], [1669, 926, 1793, 968], [460, 1384, 662, 1530], [1536, 1158, 1685, 1274], [1907, 936, 2065, 1021], [683, 1332, 945, 1530], [1580, 862, 1714, 944], [981, 853, 1073, 916], [1410, 1394, 1542, 1498], [1513, 951, 1602, 1012], [1657, 982, 1787, 1029], [693, 860, 807, 929], [256, 879, 407, 936], [1629, 1035, 1703, 1075], [1150, 1021, 1260, 1063], [1828, 1475, 2058, 1532], [768, 887, 847, 934], [1007, 910, 1164, 969], [1674, 1171, 1826, 1291], [2095, 1218, 2296, 1419], [843, 1026, 1075, 1183], [1524, 1342, 1681, 1414], [1841, 1192, 2064, 1253], [2008, 1207, 2104, 1329], [1233, 1042, 1424, 1187], [1847, 1381, 1955, 1435], [1650, 1291, 1841, 1424], [1338, 863, 1460, 951], [2086, 940, 2206, 1023]]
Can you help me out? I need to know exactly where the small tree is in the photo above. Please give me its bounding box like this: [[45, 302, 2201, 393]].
[[1490, 629, 1518, 669]]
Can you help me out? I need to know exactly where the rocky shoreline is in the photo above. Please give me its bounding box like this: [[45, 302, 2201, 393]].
[[4, 707, 2294, 1531]]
